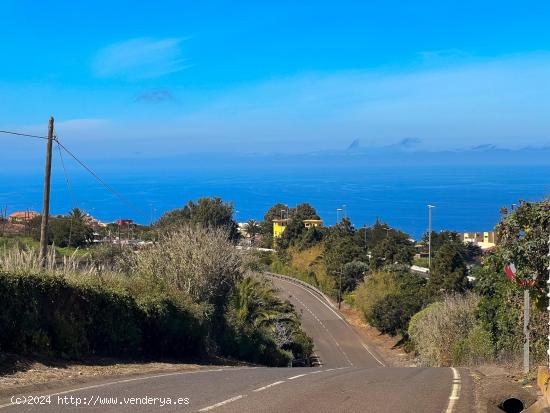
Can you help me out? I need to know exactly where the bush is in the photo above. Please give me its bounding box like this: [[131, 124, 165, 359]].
[[0, 271, 205, 359], [369, 292, 423, 336], [223, 275, 314, 366], [128, 226, 242, 307], [354, 270, 399, 322], [408, 294, 493, 366], [352, 265, 428, 336]]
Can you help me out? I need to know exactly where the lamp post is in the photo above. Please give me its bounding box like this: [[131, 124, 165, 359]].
[[428, 205, 435, 269]]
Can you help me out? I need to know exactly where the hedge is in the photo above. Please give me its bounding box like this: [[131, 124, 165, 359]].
[[0, 271, 205, 359]]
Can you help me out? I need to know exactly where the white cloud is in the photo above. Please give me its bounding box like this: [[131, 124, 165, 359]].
[[168, 51, 550, 151], [92, 38, 190, 80]]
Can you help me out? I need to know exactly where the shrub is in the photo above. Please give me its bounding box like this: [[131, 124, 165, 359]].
[[0, 271, 205, 359], [128, 226, 242, 307], [369, 292, 423, 336], [354, 271, 399, 322], [408, 294, 493, 366], [223, 275, 314, 366]]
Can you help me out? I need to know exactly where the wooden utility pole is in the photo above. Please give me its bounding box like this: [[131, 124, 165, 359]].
[[39, 117, 54, 267]]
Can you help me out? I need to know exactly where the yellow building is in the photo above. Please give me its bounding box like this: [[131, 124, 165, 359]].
[[303, 219, 323, 229], [462, 231, 496, 250], [273, 219, 324, 239], [273, 219, 290, 238]]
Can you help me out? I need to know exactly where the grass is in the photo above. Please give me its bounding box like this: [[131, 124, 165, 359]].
[[271, 245, 336, 297], [413, 256, 430, 267], [0, 235, 91, 257]]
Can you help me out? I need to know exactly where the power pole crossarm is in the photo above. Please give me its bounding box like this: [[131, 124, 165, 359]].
[[39, 117, 54, 267]]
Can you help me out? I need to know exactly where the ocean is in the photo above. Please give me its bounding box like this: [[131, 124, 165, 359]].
[[1, 160, 549, 239]]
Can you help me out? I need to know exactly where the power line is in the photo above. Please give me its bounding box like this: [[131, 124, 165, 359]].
[[55, 138, 147, 219], [0, 129, 48, 140], [56, 139, 77, 246], [56, 139, 78, 209]]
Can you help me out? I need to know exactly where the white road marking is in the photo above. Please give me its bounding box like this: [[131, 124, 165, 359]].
[[292, 294, 353, 367], [272, 275, 386, 367], [0, 367, 256, 409], [253, 380, 285, 392], [199, 394, 245, 411], [288, 374, 307, 380], [361, 343, 386, 367], [445, 367, 462, 413]]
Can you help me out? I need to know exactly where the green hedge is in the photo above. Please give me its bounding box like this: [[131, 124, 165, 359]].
[[0, 271, 205, 359]]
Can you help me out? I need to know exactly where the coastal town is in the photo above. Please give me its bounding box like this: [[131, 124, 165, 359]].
[[0, 206, 497, 258]]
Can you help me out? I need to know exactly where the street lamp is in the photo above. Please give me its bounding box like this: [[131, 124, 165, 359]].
[[428, 205, 435, 269], [336, 208, 342, 223]]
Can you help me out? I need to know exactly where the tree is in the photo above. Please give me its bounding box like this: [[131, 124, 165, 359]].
[[369, 232, 415, 269], [156, 197, 240, 241], [496, 199, 550, 299], [293, 203, 320, 220], [421, 230, 481, 264], [427, 242, 469, 295], [50, 217, 93, 248], [324, 224, 366, 276], [244, 219, 261, 244], [68, 207, 85, 222], [341, 260, 369, 293]]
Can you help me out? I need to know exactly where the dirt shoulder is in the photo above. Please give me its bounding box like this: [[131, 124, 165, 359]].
[[0, 354, 237, 402], [338, 304, 414, 367]]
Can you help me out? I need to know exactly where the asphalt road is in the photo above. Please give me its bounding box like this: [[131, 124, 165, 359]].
[[1, 274, 474, 413]]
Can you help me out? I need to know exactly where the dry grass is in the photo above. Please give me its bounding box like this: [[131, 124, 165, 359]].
[[0, 246, 98, 276], [408, 293, 494, 367]]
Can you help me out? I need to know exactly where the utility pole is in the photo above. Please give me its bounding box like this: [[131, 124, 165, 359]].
[[546, 232, 550, 368], [524, 288, 530, 373], [0, 205, 7, 237], [39, 117, 54, 267], [428, 205, 435, 269]]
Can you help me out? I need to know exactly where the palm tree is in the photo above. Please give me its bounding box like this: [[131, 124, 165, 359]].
[[244, 219, 261, 245], [232, 276, 294, 328], [68, 208, 85, 222]]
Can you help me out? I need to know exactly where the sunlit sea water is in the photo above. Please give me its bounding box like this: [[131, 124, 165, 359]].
[[1, 164, 549, 239]]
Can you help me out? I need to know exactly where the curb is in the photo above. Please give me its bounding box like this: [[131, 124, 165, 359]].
[[524, 367, 550, 412]]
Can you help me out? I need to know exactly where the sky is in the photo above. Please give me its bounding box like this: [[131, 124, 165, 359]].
[[1, 0, 550, 157]]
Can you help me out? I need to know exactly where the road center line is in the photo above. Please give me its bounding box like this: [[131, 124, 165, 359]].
[[198, 395, 245, 411], [273, 275, 384, 367], [253, 380, 285, 392]]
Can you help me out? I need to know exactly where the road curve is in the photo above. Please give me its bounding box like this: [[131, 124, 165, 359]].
[[1, 273, 474, 413]]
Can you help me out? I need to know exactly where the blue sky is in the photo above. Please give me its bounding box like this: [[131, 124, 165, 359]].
[[1, 0, 549, 156]]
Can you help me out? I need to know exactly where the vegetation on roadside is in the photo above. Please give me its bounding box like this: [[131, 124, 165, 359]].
[[0, 198, 313, 367], [258, 198, 550, 369]]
